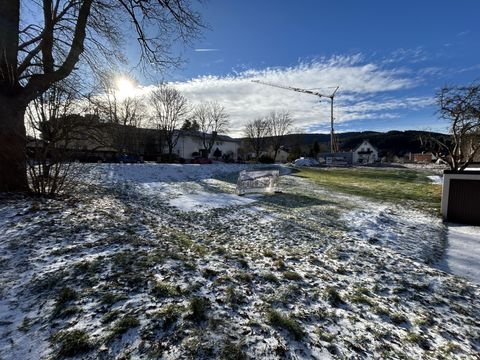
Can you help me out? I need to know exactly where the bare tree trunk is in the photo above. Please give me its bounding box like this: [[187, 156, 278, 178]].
[[273, 148, 279, 162], [0, 1, 28, 191], [0, 97, 28, 192]]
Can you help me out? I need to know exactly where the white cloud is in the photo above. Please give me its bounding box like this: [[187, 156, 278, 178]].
[[135, 54, 433, 137], [194, 48, 220, 52], [457, 30, 470, 37], [385, 47, 428, 64]]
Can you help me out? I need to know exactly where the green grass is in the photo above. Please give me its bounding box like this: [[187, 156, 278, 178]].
[[266, 309, 304, 340], [225, 286, 246, 305], [188, 297, 209, 323], [325, 286, 345, 307], [296, 167, 441, 213], [56, 287, 77, 304], [100, 292, 128, 305], [154, 303, 185, 328], [108, 315, 140, 340], [316, 328, 335, 342], [219, 341, 247, 360], [404, 331, 431, 350], [51, 329, 93, 357], [282, 271, 303, 281], [151, 281, 181, 298], [102, 310, 122, 324], [52, 287, 79, 318]]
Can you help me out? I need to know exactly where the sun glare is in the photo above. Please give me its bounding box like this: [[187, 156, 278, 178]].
[[115, 76, 137, 99]]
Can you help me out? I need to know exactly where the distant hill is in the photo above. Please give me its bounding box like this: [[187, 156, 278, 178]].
[[240, 130, 448, 156]]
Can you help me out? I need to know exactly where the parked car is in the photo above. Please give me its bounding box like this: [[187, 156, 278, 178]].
[[116, 154, 143, 163], [293, 157, 319, 167], [191, 157, 212, 164]]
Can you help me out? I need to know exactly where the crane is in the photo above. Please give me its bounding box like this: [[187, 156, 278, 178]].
[[251, 80, 340, 153]]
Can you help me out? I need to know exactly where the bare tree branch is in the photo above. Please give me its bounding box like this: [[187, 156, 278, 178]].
[[192, 101, 229, 156], [244, 118, 270, 161], [149, 83, 189, 160], [422, 83, 480, 171], [266, 110, 292, 162]]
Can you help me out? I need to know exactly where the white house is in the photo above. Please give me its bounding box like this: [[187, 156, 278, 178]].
[[256, 146, 290, 163], [352, 140, 378, 164], [174, 131, 240, 160]]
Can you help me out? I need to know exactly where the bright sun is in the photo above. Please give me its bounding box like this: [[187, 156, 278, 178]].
[[114, 76, 136, 99]]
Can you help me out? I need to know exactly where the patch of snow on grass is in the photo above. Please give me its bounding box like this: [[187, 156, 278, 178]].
[[342, 200, 445, 263], [169, 192, 257, 212], [1, 165, 479, 359], [438, 224, 480, 284], [427, 175, 443, 184]]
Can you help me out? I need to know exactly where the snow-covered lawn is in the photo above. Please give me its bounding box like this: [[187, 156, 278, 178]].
[[438, 224, 480, 284], [0, 163, 479, 359]]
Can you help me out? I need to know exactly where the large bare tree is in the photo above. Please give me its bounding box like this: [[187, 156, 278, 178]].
[[244, 118, 270, 161], [150, 84, 189, 160], [92, 75, 145, 155], [266, 110, 292, 162], [422, 83, 480, 171], [0, 0, 203, 192], [192, 101, 229, 156]]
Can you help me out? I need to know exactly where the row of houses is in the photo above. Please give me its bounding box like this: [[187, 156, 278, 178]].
[[82, 126, 242, 162], [318, 140, 379, 165], [318, 140, 446, 165], [28, 114, 449, 165], [28, 116, 242, 162]]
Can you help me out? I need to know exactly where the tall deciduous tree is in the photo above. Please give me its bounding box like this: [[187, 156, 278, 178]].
[[422, 83, 480, 171], [266, 110, 292, 162], [92, 75, 145, 155], [0, 0, 203, 192], [244, 118, 269, 161], [150, 84, 189, 160], [192, 101, 229, 156]]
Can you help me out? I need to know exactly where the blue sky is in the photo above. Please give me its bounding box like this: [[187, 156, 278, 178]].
[[134, 1, 480, 136]]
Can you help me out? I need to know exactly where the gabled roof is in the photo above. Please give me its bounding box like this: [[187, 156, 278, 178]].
[[353, 139, 378, 153], [177, 130, 241, 143]]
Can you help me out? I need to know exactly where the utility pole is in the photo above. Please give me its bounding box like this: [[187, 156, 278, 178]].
[[252, 80, 339, 153]]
